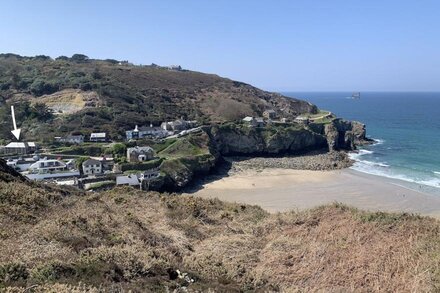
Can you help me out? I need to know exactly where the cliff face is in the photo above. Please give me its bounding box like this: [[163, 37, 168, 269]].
[[309, 119, 371, 151], [209, 124, 328, 155], [153, 121, 370, 191]]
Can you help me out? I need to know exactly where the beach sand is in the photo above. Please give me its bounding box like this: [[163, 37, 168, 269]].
[[185, 168, 440, 218]]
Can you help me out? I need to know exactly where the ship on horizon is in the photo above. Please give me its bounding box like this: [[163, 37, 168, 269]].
[[351, 92, 361, 99]]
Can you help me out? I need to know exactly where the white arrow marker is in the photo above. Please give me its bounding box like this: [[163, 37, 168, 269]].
[[10, 105, 21, 140]]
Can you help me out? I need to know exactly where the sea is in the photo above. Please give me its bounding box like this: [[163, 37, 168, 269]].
[[284, 92, 440, 195]]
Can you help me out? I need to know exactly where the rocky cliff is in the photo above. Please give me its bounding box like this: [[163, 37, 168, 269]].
[[154, 120, 370, 191]]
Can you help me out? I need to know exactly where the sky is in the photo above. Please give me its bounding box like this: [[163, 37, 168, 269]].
[[1, 0, 439, 91]]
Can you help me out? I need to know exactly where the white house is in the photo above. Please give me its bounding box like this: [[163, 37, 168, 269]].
[[126, 125, 170, 140], [28, 159, 67, 173], [90, 133, 107, 142], [242, 117, 264, 127], [55, 135, 84, 144], [82, 159, 102, 175]]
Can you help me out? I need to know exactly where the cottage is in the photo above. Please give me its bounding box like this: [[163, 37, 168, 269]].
[[82, 159, 102, 175], [55, 135, 84, 144], [263, 109, 277, 120], [126, 125, 169, 140], [90, 132, 107, 142], [3, 142, 37, 155], [126, 146, 155, 162]]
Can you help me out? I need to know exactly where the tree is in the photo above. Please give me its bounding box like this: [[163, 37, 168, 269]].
[[71, 54, 89, 62], [112, 143, 127, 156], [31, 102, 53, 121], [75, 156, 89, 174]]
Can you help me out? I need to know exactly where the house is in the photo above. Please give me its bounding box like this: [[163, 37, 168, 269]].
[[294, 116, 310, 124], [126, 124, 170, 140], [168, 65, 182, 71], [242, 116, 257, 127], [6, 157, 39, 172], [28, 159, 67, 173], [126, 146, 155, 162], [90, 156, 114, 172], [116, 169, 160, 189], [116, 175, 140, 186], [263, 109, 277, 120], [3, 142, 37, 155], [25, 158, 80, 180], [255, 118, 265, 127], [55, 135, 84, 144], [82, 159, 102, 175], [161, 119, 197, 132], [90, 132, 107, 142]]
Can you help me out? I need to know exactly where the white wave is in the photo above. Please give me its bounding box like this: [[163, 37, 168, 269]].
[[351, 162, 440, 189], [348, 149, 374, 161], [359, 149, 373, 155], [434, 171, 440, 176], [356, 159, 389, 168], [373, 138, 385, 145]]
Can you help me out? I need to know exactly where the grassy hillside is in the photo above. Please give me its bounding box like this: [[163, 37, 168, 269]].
[[0, 53, 317, 142], [0, 159, 439, 292]]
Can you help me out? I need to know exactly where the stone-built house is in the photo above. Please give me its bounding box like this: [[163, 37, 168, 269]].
[[263, 109, 277, 120], [126, 146, 155, 163]]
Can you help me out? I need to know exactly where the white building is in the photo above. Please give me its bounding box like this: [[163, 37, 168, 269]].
[[90, 133, 107, 142], [82, 159, 102, 175], [55, 135, 84, 144], [3, 142, 37, 155], [28, 159, 67, 173], [126, 125, 170, 140]]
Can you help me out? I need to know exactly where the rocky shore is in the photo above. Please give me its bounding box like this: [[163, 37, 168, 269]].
[[225, 151, 353, 174]]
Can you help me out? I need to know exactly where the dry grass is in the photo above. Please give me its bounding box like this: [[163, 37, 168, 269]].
[[0, 174, 439, 292]]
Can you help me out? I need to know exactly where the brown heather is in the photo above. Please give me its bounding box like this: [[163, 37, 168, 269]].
[[0, 166, 439, 292]]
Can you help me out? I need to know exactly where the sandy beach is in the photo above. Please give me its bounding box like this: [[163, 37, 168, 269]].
[[186, 168, 440, 218]]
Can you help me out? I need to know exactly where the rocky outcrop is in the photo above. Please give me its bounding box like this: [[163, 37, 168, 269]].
[[311, 119, 372, 151], [0, 159, 26, 182], [140, 120, 370, 191], [208, 124, 328, 156]]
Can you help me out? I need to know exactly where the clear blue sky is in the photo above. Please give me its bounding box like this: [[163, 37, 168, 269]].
[[1, 0, 439, 91]]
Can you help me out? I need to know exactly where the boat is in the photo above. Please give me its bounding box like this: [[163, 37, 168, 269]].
[[351, 92, 361, 99]]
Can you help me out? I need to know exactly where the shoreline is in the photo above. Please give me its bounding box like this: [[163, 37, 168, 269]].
[[185, 166, 440, 219]]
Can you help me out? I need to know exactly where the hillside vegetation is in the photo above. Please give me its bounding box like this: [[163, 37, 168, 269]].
[[0, 53, 316, 141], [0, 160, 439, 292]]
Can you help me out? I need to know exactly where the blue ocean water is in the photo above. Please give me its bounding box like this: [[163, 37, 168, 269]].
[[284, 92, 440, 193]]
